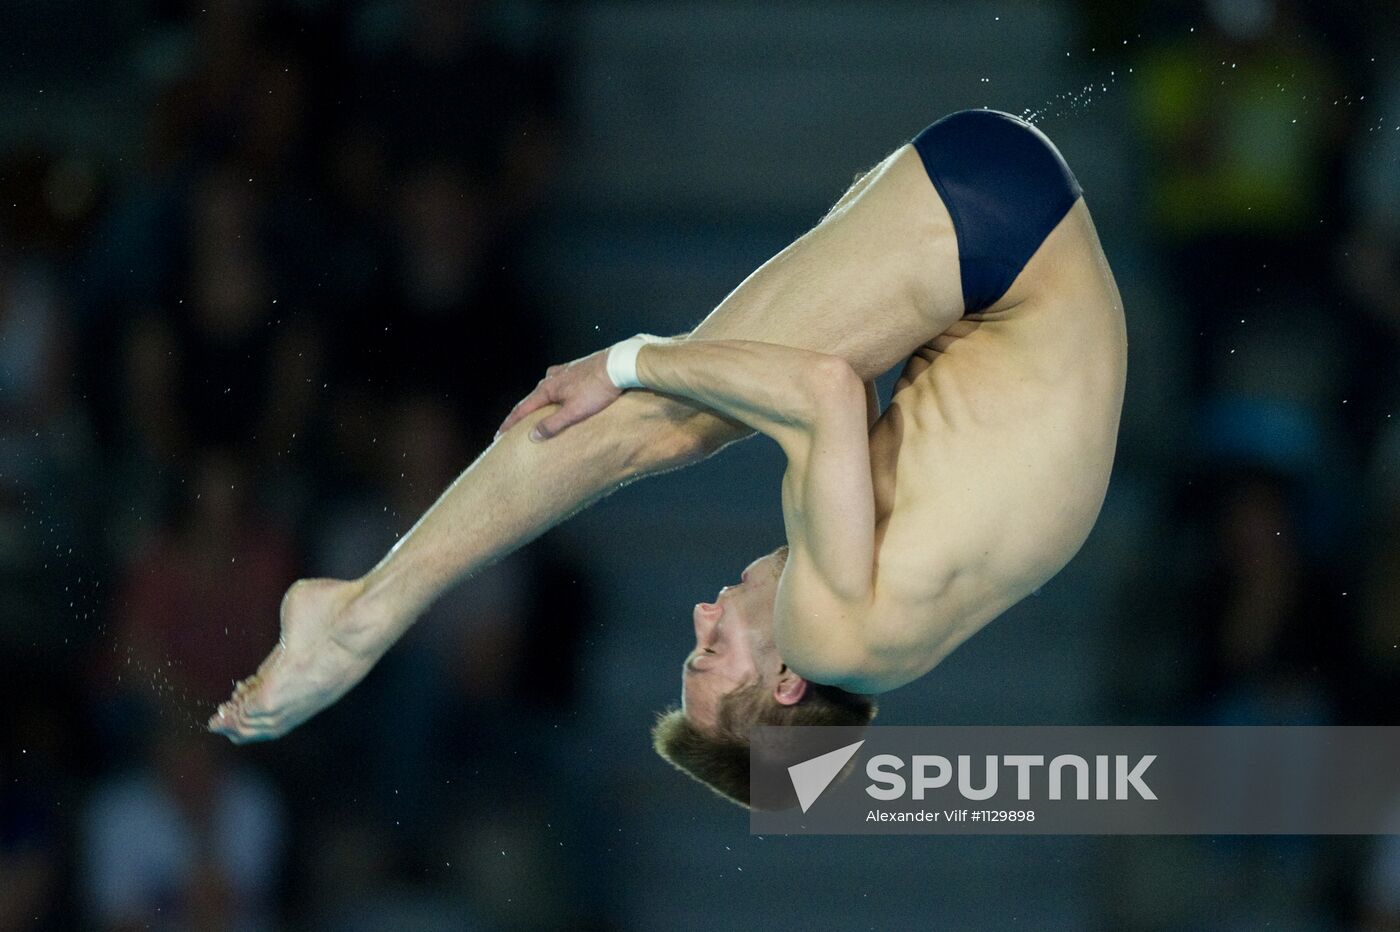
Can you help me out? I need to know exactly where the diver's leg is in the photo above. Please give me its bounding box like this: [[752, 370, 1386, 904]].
[[211, 139, 964, 743]]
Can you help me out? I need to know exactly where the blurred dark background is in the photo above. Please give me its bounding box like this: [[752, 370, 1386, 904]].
[[2, 0, 1399, 929]]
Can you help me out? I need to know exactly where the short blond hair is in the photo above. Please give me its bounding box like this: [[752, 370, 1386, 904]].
[[652, 681, 877, 809]]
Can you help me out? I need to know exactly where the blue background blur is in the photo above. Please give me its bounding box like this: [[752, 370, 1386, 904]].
[[3, 1, 1400, 929]]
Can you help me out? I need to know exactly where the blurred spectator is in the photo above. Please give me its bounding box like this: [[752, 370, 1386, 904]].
[[1335, 27, 1400, 450], [111, 450, 296, 711], [0, 739, 65, 932], [1132, 0, 1350, 388], [9, 0, 578, 927], [1108, 457, 1349, 724], [1185, 463, 1347, 722], [1362, 798, 1400, 931], [0, 259, 70, 586], [357, 0, 561, 212], [1339, 61, 1400, 345], [176, 164, 325, 457], [0, 254, 100, 658], [81, 728, 285, 931], [1356, 488, 1400, 718]]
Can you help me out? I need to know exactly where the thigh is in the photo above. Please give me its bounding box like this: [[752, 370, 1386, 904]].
[[687, 145, 965, 381]]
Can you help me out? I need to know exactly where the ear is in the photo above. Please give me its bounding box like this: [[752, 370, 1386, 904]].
[[772, 665, 808, 706]]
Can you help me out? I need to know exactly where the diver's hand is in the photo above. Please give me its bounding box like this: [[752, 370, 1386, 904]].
[[496, 348, 623, 441], [208, 577, 388, 743]]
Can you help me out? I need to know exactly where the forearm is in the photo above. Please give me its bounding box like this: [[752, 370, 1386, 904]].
[[355, 391, 738, 639], [634, 340, 848, 448]]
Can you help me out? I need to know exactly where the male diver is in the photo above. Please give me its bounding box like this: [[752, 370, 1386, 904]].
[[210, 110, 1126, 808]]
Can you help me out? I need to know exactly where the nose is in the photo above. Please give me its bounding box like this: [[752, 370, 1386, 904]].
[[693, 601, 721, 638]]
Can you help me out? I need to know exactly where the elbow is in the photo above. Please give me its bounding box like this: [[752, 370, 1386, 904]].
[[798, 356, 866, 425], [807, 354, 863, 392]]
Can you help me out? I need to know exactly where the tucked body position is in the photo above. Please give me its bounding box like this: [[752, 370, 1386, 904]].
[[210, 110, 1127, 808]]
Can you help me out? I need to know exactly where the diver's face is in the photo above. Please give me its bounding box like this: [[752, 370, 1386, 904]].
[[680, 549, 788, 729]]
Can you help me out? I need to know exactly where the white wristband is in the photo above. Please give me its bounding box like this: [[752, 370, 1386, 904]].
[[606, 334, 665, 390]]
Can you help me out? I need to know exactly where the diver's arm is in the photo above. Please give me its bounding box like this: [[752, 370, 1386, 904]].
[[635, 340, 877, 677], [633, 340, 856, 444]]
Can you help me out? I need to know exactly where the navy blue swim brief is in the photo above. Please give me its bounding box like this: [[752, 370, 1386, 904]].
[[911, 110, 1083, 314]]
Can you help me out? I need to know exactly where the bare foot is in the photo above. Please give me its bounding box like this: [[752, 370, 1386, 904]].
[[208, 577, 390, 743]]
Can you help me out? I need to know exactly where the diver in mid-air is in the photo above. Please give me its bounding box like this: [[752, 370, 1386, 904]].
[[212, 110, 1126, 808]]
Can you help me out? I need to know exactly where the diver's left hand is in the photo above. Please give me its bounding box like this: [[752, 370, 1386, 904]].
[[496, 347, 622, 441]]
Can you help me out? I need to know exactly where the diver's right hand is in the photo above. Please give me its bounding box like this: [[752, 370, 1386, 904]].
[[495, 347, 623, 442], [208, 577, 388, 743]]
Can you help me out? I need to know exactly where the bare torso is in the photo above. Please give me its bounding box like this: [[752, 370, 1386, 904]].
[[860, 190, 1127, 691]]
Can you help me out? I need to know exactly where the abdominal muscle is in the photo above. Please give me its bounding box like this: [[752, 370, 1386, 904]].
[[859, 199, 1127, 688]]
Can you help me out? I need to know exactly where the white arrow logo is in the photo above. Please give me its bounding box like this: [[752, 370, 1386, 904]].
[[787, 740, 866, 813]]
